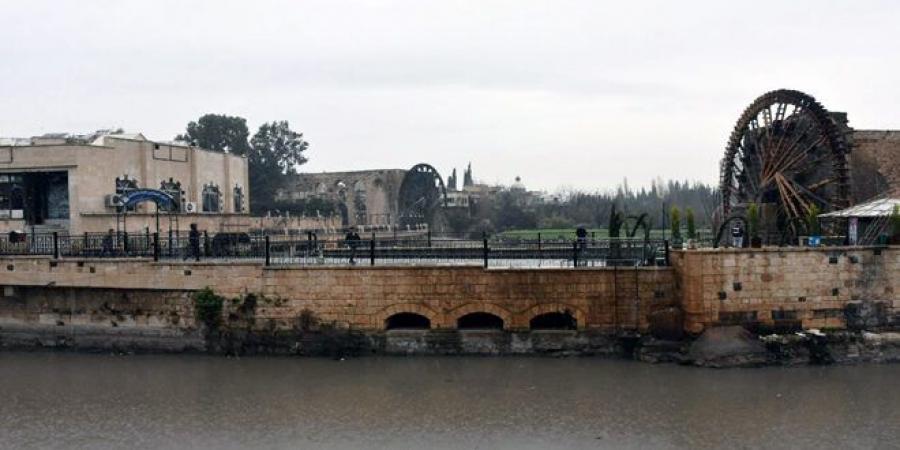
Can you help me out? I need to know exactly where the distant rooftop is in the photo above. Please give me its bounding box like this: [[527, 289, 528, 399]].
[[1, 130, 197, 151]]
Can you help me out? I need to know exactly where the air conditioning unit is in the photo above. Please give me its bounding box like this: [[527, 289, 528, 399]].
[[184, 202, 198, 213], [104, 194, 124, 208]]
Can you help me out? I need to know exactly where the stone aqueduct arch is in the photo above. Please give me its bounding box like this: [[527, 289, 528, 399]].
[[373, 302, 440, 330], [372, 301, 587, 331]]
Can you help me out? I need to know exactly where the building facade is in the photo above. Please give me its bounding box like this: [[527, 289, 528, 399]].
[[0, 133, 250, 234], [849, 130, 900, 201]]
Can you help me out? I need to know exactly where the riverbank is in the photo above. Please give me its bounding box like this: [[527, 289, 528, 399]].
[[2, 322, 898, 368]]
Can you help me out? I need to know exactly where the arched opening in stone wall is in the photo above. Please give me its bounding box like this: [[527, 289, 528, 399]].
[[385, 312, 431, 330], [457, 312, 504, 330], [337, 202, 349, 227], [530, 311, 577, 330]]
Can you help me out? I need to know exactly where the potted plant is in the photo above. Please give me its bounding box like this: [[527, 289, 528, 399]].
[[608, 204, 623, 239], [805, 205, 822, 247], [606, 203, 625, 262], [670, 206, 682, 248], [685, 207, 697, 249], [747, 203, 762, 248]]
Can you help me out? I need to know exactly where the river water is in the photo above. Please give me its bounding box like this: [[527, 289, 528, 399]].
[[0, 353, 897, 450]]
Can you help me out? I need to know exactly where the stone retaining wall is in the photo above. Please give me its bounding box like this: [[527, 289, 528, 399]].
[[0, 246, 896, 355], [0, 258, 675, 332], [674, 247, 899, 333]]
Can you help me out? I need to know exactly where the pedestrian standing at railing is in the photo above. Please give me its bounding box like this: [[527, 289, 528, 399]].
[[185, 223, 201, 261], [575, 226, 587, 266], [345, 228, 361, 265], [101, 229, 115, 256]]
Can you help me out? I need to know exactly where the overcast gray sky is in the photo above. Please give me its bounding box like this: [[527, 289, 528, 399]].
[[2, 0, 898, 192]]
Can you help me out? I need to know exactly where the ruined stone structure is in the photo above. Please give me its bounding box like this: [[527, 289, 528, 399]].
[[849, 130, 900, 201], [275, 169, 407, 228], [276, 164, 452, 230]]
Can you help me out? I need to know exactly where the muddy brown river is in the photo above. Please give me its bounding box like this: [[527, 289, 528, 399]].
[[0, 353, 897, 449]]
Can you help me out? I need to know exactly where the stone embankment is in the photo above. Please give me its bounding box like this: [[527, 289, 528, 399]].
[[0, 245, 897, 366], [3, 311, 898, 368], [638, 326, 900, 367]]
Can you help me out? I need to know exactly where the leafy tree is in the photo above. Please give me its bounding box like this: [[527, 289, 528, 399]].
[[249, 121, 309, 175], [177, 114, 251, 156], [248, 121, 310, 214]]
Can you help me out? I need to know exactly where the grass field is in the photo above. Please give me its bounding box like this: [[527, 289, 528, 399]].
[[496, 228, 714, 240]]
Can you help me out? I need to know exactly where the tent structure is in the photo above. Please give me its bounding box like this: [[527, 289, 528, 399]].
[[819, 197, 900, 245]]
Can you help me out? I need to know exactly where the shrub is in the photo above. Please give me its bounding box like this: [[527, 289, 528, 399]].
[[193, 287, 224, 330]]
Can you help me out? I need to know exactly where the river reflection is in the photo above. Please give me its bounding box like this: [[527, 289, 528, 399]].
[[0, 353, 897, 449]]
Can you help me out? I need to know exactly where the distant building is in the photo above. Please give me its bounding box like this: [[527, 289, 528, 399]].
[[0, 132, 249, 234], [275, 169, 407, 228]]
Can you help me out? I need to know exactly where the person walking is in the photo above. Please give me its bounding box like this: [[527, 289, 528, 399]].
[[186, 223, 201, 261]]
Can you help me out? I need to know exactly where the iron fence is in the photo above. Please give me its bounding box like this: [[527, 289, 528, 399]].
[[0, 231, 671, 268]]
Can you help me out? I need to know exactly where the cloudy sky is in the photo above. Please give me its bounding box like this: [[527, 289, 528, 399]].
[[2, 1, 898, 192]]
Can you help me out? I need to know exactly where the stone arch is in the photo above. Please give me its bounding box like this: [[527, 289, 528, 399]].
[[448, 303, 512, 330], [385, 312, 431, 330], [518, 303, 586, 330], [374, 303, 439, 331], [457, 312, 504, 330]]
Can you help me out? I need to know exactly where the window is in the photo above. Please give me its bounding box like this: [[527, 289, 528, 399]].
[[718, 311, 758, 325], [202, 183, 221, 212], [233, 185, 244, 213], [159, 178, 183, 212], [0, 174, 25, 218], [771, 310, 798, 321], [115, 175, 139, 212]]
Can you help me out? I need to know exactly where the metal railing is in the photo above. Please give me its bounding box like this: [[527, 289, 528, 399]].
[[0, 231, 671, 268]]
